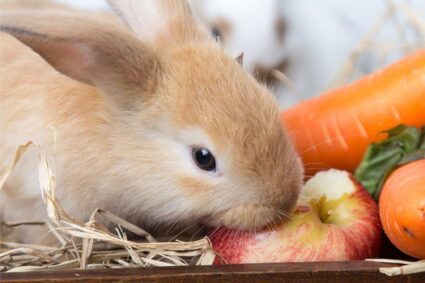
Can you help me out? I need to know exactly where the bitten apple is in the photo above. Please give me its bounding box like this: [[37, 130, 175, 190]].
[[210, 170, 381, 263]]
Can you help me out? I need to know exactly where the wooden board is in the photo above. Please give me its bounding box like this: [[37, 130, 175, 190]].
[[1, 261, 424, 283]]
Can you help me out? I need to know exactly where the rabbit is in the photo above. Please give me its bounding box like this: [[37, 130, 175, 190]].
[[189, 0, 288, 79], [0, 0, 303, 244]]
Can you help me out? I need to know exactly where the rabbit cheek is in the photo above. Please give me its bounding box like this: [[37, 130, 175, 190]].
[[177, 176, 215, 197]]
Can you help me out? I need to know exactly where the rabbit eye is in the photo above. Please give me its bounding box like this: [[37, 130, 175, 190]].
[[211, 26, 222, 41], [192, 147, 216, 172]]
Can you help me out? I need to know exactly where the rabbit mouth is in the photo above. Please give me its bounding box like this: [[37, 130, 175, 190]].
[[207, 204, 292, 231]]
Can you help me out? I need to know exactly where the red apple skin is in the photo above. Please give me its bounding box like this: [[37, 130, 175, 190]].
[[209, 171, 382, 264]]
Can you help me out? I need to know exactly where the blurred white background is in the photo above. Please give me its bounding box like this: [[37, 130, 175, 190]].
[[43, 1, 425, 107]]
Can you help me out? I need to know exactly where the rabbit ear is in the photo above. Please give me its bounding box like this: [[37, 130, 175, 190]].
[[0, 11, 161, 107], [107, 0, 211, 48], [236, 53, 244, 66]]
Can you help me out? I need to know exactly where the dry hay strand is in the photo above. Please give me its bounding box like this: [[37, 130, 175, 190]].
[[0, 142, 215, 272], [327, 0, 425, 90], [366, 259, 425, 276], [272, 0, 425, 103], [270, 69, 302, 99]]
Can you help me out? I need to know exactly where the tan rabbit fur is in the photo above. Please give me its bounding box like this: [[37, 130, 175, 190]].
[[0, 0, 69, 10], [0, 0, 303, 244]]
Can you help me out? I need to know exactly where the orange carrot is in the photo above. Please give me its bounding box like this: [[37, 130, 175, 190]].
[[379, 159, 425, 259], [282, 50, 425, 175]]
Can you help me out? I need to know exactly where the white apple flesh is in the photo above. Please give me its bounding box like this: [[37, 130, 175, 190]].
[[210, 170, 382, 264]]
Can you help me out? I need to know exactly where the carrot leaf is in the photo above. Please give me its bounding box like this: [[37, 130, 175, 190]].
[[354, 125, 425, 200]]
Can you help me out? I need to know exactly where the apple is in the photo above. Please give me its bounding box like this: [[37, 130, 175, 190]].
[[210, 169, 382, 263]]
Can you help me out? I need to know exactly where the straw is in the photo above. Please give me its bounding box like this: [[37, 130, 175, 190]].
[[366, 259, 425, 276], [0, 142, 215, 272]]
